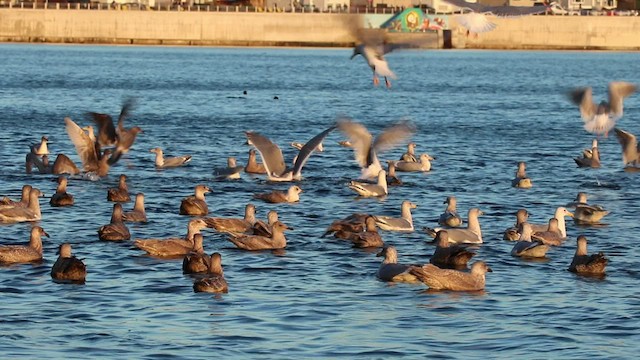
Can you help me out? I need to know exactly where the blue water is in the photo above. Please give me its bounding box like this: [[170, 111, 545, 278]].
[[1, 44, 640, 358]]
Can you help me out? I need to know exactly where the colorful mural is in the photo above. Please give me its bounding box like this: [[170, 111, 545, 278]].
[[380, 8, 449, 32]]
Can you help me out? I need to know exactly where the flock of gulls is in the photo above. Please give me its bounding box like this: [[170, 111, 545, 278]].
[[1, 44, 639, 295]]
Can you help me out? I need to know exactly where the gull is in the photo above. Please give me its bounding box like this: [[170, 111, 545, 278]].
[[394, 154, 434, 172], [322, 213, 369, 239], [150, 147, 192, 168], [204, 204, 257, 233], [430, 230, 475, 269], [575, 139, 600, 168], [25, 153, 81, 175], [108, 100, 143, 165], [443, 0, 547, 37], [98, 203, 131, 241], [385, 160, 402, 186], [0, 185, 32, 208], [31, 136, 50, 155], [251, 210, 280, 237], [511, 223, 549, 258], [291, 141, 324, 152], [613, 128, 640, 168], [253, 185, 302, 204], [438, 196, 463, 228], [180, 185, 211, 216], [134, 219, 208, 257], [245, 149, 267, 174], [107, 174, 131, 202], [0, 226, 48, 264], [182, 234, 209, 274], [424, 208, 483, 244], [512, 161, 532, 188], [569, 82, 637, 137], [122, 193, 147, 223], [51, 243, 86, 284], [400, 142, 417, 162], [568, 235, 608, 275], [65, 117, 112, 177], [86, 98, 134, 147], [349, 170, 388, 197], [409, 261, 492, 291], [376, 246, 418, 283], [529, 207, 574, 238], [0, 188, 43, 223], [568, 192, 609, 224], [531, 218, 564, 246], [344, 216, 384, 248], [213, 157, 244, 180], [225, 221, 290, 251], [49, 176, 74, 207], [503, 208, 529, 241], [193, 252, 228, 293], [337, 118, 416, 179], [374, 200, 417, 232], [245, 125, 335, 181]]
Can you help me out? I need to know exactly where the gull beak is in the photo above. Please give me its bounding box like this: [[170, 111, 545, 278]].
[[566, 211, 575, 218], [43, 231, 50, 238], [486, 266, 493, 273], [376, 248, 386, 257]]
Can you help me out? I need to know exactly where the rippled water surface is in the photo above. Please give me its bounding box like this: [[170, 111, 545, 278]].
[[1, 44, 640, 358]]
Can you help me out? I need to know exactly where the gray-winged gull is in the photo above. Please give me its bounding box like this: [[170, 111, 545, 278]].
[[569, 82, 637, 136], [374, 200, 417, 232], [425, 208, 483, 244], [150, 147, 192, 168], [376, 246, 418, 282], [122, 193, 147, 223], [511, 223, 549, 258], [438, 196, 463, 228]]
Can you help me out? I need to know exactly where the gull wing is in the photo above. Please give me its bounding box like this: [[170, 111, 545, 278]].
[[292, 125, 336, 178], [87, 112, 117, 146], [245, 132, 286, 177], [441, 0, 486, 12], [337, 118, 374, 168], [372, 120, 416, 154], [484, 5, 548, 17], [569, 87, 596, 121], [117, 98, 136, 133], [608, 81, 637, 117], [64, 117, 99, 172], [614, 128, 639, 166]]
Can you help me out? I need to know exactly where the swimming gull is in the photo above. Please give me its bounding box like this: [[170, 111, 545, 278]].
[[122, 193, 147, 223], [438, 196, 463, 228], [0, 188, 43, 223], [214, 157, 244, 180], [204, 203, 257, 233], [568, 192, 609, 224], [400, 142, 417, 162], [193, 252, 229, 293], [98, 203, 131, 241], [0, 226, 48, 264], [253, 185, 302, 204], [245, 125, 335, 181], [107, 174, 131, 202], [376, 246, 418, 282], [337, 118, 416, 179], [512, 161, 532, 188], [503, 208, 529, 241], [574, 139, 600, 168], [349, 170, 388, 197], [385, 160, 402, 186], [529, 207, 573, 238], [150, 147, 192, 168], [345, 216, 384, 248], [0, 185, 32, 208], [568, 235, 607, 275], [430, 230, 475, 269], [511, 223, 549, 258], [245, 149, 267, 174], [569, 82, 637, 136], [251, 210, 280, 237], [322, 213, 369, 239], [409, 261, 492, 291], [180, 185, 211, 216], [51, 243, 86, 284], [531, 218, 564, 246], [424, 208, 483, 244], [374, 200, 417, 232], [225, 221, 290, 251], [182, 234, 209, 274], [49, 176, 74, 207], [394, 154, 434, 172], [134, 219, 208, 257], [31, 136, 50, 156]]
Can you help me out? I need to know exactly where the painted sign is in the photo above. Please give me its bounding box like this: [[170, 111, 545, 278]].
[[380, 8, 449, 32]]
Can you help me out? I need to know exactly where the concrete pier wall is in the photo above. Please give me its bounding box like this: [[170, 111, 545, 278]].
[[1, 9, 640, 50]]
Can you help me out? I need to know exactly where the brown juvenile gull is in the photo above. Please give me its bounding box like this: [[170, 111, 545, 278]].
[[98, 203, 131, 241], [337, 118, 415, 179], [613, 128, 640, 169], [349, 170, 388, 197], [225, 221, 289, 251], [385, 160, 402, 186], [409, 261, 492, 291], [86, 98, 134, 147], [345, 216, 384, 248], [193, 252, 229, 293], [376, 246, 418, 282], [574, 139, 600, 168], [107, 174, 131, 202], [182, 234, 209, 274], [569, 81, 637, 136], [51, 243, 87, 284], [394, 154, 434, 172], [65, 117, 112, 177], [253, 185, 302, 204], [49, 176, 74, 207], [204, 203, 257, 233], [134, 219, 208, 257], [0, 185, 32, 208], [180, 185, 211, 216], [150, 147, 192, 169], [503, 209, 529, 241], [512, 161, 532, 189], [424, 208, 483, 244], [122, 193, 147, 223], [0, 226, 48, 264], [438, 196, 463, 228], [443, 0, 547, 37], [245, 125, 335, 181], [322, 213, 369, 239], [374, 200, 417, 232], [0, 188, 43, 223], [511, 223, 549, 258], [430, 230, 475, 269], [214, 157, 244, 180], [568, 235, 608, 275], [252, 210, 280, 237], [245, 149, 267, 174]]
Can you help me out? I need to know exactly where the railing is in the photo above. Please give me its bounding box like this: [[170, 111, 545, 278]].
[[0, 1, 405, 13]]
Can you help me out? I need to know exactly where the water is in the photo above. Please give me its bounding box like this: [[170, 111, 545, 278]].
[[1, 44, 640, 358]]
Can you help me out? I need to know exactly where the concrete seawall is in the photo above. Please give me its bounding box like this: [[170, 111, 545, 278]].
[[1, 8, 640, 50]]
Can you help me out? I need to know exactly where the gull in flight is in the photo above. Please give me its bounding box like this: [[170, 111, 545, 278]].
[[569, 82, 637, 137]]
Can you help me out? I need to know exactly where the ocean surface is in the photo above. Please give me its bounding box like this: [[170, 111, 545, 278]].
[[1, 44, 639, 359]]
